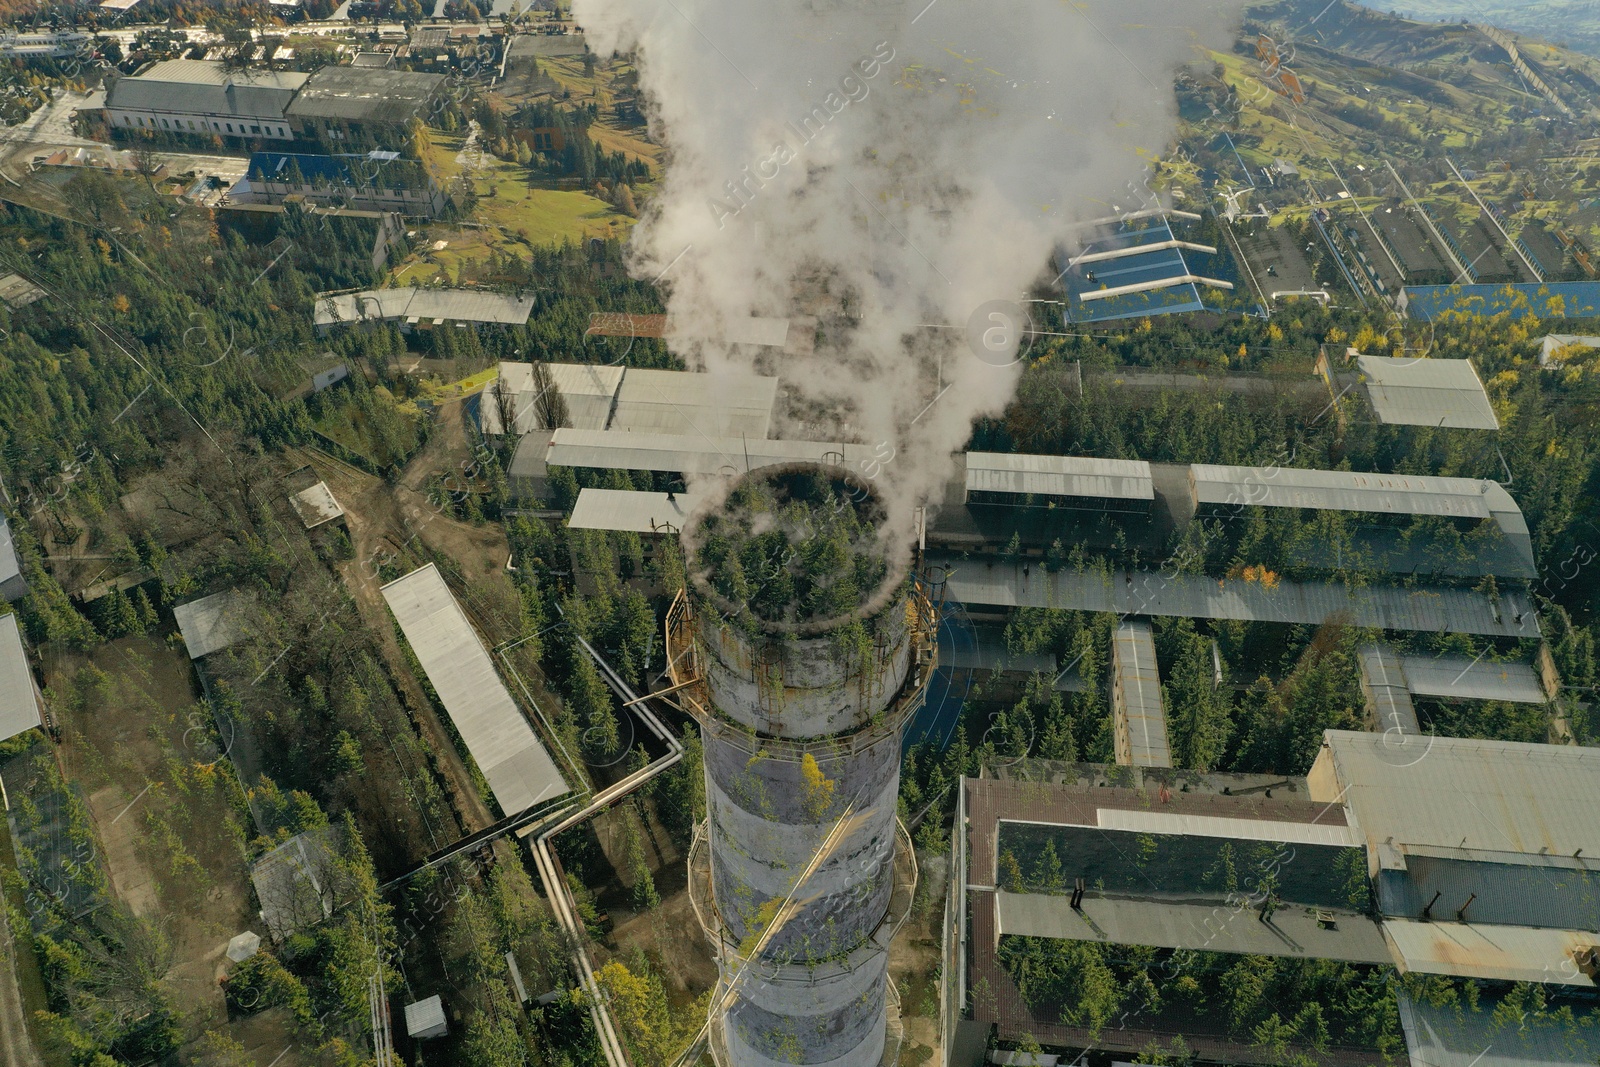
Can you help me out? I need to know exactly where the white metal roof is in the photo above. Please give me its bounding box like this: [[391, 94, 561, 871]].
[[1190, 464, 1494, 519], [607, 368, 778, 439], [1357, 645, 1420, 736], [546, 428, 875, 476], [936, 557, 1541, 638], [1540, 333, 1600, 367], [1095, 809, 1359, 847], [485, 362, 623, 435], [1382, 918, 1596, 986], [964, 453, 1154, 501], [1317, 730, 1600, 860], [404, 994, 448, 1037], [1356, 355, 1499, 430], [315, 288, 535, 327], [0, 514, 20, 594], [568, 489, 701, 534], [174, 590, 249, 659], [290, 482, 343, 528], [381, 565, 568, 814], [995, 890, 1391, 962], [0, 613, 41, 743], [1398, 654, 1547, 704], [1111, 620, 1170, 768]]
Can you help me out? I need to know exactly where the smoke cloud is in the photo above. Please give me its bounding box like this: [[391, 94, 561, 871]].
[[574, 0, 1248, 532]]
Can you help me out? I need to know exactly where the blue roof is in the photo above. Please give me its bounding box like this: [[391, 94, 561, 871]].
[[1401, 282, 1600, 321], [246, 151, 418, 188], [1058, 214, 1242, 324]]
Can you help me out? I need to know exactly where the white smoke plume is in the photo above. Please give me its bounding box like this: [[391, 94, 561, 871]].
[[574, 0, 1249, 532]]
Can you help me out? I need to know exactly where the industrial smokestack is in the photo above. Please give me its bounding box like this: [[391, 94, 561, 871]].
[[669, 463, 935, 1067]]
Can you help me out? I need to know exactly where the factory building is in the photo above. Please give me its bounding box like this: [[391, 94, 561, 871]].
[[944, 732, 1600, 1067], [89, 61, 445, 151], [101, 61, 308, 141], [286, 66, 448, 149], [313, 288, 536, 333], [231, 151, 446, 217]]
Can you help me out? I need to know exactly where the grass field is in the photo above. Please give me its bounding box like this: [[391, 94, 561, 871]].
[[394, 130, 636, 283]]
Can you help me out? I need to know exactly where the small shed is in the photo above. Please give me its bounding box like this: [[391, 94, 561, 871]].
[[0, 272, 45, 309], [174, 590, 250, 660], [251, 826, 341, 941], [404, 995, 448, 1039], [312, 363, 351, 392], [290, 482, 345, 530]]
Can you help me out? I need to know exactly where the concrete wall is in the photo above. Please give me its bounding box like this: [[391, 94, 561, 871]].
[[696, 600, 912, 739], [697, 584, 914, 1066]]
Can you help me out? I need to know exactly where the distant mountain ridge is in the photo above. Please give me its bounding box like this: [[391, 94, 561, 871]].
[[1353, 0, 1600, 57]]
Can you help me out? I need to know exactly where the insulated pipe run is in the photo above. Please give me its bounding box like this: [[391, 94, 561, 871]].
[[527, 626, 687, 1067]]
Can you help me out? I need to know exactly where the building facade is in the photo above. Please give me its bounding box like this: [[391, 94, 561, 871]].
[[102, 60, 307, 141], [234, 151, 446, 217]]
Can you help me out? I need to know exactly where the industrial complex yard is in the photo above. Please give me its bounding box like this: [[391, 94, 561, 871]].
[[0, 2, 1597, 1067]]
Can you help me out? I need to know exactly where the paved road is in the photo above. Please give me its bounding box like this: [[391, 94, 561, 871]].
[[0, 92, 249, 200]]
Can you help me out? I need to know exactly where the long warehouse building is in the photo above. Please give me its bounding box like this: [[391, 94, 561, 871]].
[[381, 564, 569, 815]]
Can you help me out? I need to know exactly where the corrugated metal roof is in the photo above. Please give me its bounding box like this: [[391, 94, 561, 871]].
[[568, 488, 701, 534], [1321, 730, 1600, 859], [287, 65, 446, 124], [1399, 654, 1546, 703], [1112, 621, 1170, 768], [315, 288, 535, 327], [0, 613, 42, 743], [1382, 918, 1596, 985], [1482, 482, 1537, 575], [106, 60, 307, 120], [0, 514, 20, 593], [404, 994, 448, 1038], [290, 482, 343, 528], [965, 453, 1154, 501], [1358, 645, 1420, 735], [381, 565, 568, 814], [484, 362, 622, 434], [936, 557, 1541, 638], [1096, 808, 1359, 847], [1356, 355, 1499, 430], [250, 826, 338, 940], [0, 272, 45, 309], [174, 590, 249, 659], [608, 368, 778, 439], [1377, 851, 1599, 931], [545, 428, 873, 475], [1190, 464, 1494, 519], [509, 430, 554, 481], [1540, 334, 1600, 367], [995, 891, 1391, 962]]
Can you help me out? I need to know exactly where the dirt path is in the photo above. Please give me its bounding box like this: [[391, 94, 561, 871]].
[[297, 446, 500, 836]]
